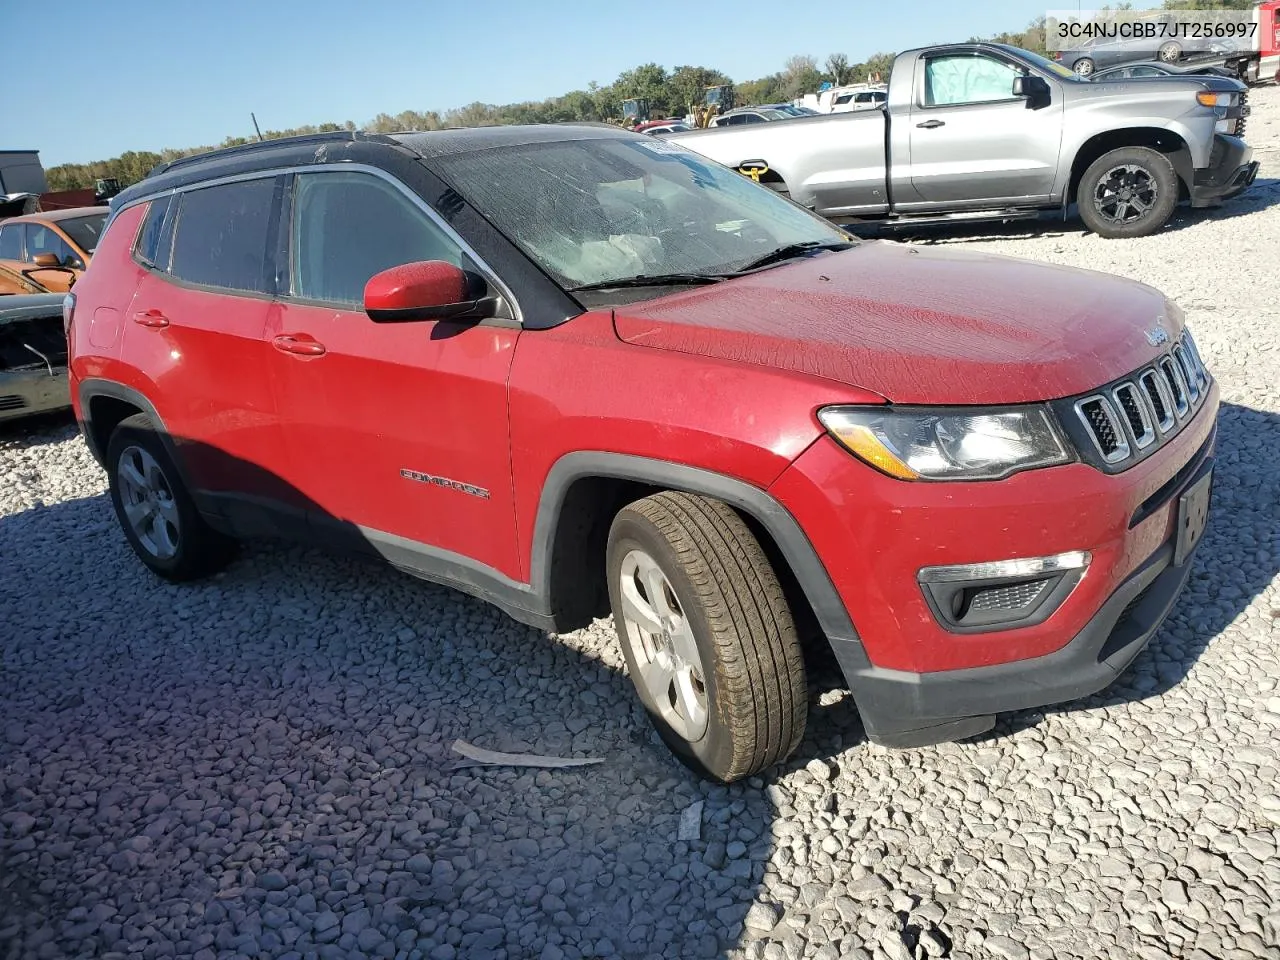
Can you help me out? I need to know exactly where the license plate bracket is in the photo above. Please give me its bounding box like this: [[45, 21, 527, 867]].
[[1174, 466, 1213, 567]]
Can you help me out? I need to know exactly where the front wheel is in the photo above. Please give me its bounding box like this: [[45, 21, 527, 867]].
[[606, 492, 807, 782], [1077, 146, 1178, 238]]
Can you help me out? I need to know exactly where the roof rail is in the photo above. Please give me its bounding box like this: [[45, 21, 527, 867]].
[[145, 130, 375, 179]]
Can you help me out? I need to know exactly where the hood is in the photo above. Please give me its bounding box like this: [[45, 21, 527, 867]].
[[612, 240, 1177, 405]]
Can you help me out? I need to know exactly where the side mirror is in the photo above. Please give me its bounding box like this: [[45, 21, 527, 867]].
[[363, 260, 511, 323], [1013, 75, 1051, 105], [32, 252, 61, 268]]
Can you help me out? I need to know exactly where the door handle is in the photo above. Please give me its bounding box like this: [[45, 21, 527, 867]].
[[132, 309, 170, 328], [273, 334, 326, 357], [916, 119, 945, 129]]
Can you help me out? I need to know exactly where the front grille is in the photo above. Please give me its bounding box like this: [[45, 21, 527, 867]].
[[0, 395, 27, 411], [1075, 397, 1129, 462], [1113, 382, 1155, 449], [1067, 329, 1211, 471]]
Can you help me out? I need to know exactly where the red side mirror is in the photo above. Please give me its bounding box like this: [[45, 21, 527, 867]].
[[364, 260, 470, 322], [33, 252, 61, 268]]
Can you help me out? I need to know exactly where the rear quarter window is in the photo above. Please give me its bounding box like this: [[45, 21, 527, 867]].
[[134, 195, 174, 269], [168, 177, 278, 294]]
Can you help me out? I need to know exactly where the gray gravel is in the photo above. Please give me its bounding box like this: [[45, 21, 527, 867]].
[[4, 86, 1280, 960]]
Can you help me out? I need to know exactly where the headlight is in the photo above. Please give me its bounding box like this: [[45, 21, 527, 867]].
[[817, 406, 1072, 481], [1196, 92, 1231, 108]]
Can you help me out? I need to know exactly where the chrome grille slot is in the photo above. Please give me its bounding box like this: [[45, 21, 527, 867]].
[[1075, 396, 1130, 463], [1067, 330, 1211, 471], [1112, 382, 1155, 449], [1160, 357, 1189, 418], [1139, 369, 1174, 433], [1183, 334, 1208, 391], [1173, 344, 1199, 403]]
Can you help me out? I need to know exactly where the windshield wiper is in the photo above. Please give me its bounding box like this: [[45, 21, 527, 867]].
[[567, 273, 727, 293], [733, 240, 853, 274]]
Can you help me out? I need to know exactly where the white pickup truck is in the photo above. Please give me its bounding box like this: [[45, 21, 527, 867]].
[[666, 42, 1258, 238]]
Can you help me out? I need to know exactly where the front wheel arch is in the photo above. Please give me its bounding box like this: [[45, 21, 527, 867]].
[[530, 453, 864, 656]]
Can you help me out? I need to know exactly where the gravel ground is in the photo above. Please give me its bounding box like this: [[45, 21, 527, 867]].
[[3, 87, 1280, 960]]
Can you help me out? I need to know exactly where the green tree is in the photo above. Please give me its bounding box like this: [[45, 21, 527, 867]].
[[825, 53, 852, 85], [614, 62, 671, 115], [781, 54, 823, 99], [669, 65, 732, 116]]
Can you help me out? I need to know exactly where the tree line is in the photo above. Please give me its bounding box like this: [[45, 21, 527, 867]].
[[44, 50, 900, 191], [46, 0, 1250, 192]]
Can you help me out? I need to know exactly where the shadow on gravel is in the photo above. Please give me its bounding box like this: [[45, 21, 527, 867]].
[[0, 425, 782, 960], [0, 408, 75, 447], [855, 179, 1280, 245], [3, 398, 1277, 958]]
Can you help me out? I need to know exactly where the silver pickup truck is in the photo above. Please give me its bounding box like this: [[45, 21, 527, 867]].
[[665, 42, 1259, 238]]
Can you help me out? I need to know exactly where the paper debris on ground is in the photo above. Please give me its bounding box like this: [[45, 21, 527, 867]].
[[677, 800, 703, 841], [450, 739, 605, 769]]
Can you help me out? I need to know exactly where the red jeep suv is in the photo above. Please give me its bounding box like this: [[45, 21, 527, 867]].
[[66, 129, 1218, 781]]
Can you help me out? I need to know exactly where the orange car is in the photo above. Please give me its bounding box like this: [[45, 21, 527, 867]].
[[0, 206, 109, 293]]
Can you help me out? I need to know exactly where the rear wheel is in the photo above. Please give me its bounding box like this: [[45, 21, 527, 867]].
[[1158, 41, 1182, 63], [1073, 57, 1095, 76], [1077, 146, 1178, 238], [606, 492, 807, 782], [106, 413, 237, 581]]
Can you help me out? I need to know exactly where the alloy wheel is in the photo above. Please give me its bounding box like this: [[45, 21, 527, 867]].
[[1093, 164, 1158, 224], [116, 444, 181, 560], [617, 548, 709, 742]]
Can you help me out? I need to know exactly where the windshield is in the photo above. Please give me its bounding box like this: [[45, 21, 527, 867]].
[[56, 213, 107, 254], [1013, 47, 1087, 82], [434, 135, 852, 290]]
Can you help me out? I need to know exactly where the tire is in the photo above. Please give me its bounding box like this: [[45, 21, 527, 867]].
[[1158, 41, 1181, 63], [1077, 146, 1178, 238], [1073, 57, 1095, 76], [606, 492, 806, 782], [106, 413, 237, 581]]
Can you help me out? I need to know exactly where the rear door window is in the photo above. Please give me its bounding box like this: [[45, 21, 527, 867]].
[[288, 170, 464, 306], [169, 177, 278, 294]]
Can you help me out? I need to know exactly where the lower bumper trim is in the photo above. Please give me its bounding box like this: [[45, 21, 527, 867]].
[[839, 455, 1213, 747]]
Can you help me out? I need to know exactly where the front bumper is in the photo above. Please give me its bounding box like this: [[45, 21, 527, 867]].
[[843, 451, 1211, 747], [770, 377, 1219, 746], [1190, 134, 1258, 208], [0, 367, 70, 422]]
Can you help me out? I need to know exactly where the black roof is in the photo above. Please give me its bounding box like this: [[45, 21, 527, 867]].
[[111, 125, 641, 209]]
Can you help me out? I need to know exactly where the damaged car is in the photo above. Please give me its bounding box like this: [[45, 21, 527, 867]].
[[0, 292, 71, 422]]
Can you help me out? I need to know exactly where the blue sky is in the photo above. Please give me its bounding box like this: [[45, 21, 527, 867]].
[[13, 0, 1049, 166]]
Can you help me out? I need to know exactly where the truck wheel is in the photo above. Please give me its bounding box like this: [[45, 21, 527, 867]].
[[606, 492, 806, 782], [1077, 147, 1178, 238], [1073, 57, 1095, 76], [106, 413, 237, 581], [1158, 41, 1181, 63]]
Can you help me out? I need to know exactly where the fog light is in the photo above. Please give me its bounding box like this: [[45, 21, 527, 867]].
[[918, 551, 1090, 633]]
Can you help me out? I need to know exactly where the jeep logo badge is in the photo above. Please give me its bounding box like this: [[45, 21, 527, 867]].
[[1145, 324, 1170, 347]]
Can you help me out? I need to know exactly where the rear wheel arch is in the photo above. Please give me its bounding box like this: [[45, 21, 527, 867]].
[[78, 380, 191, 487]]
